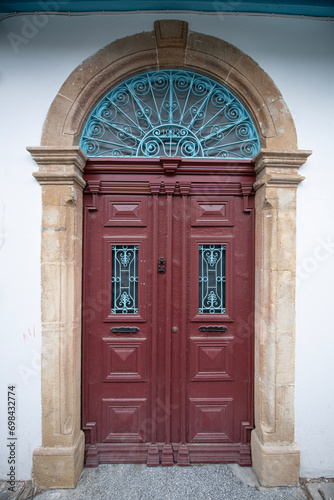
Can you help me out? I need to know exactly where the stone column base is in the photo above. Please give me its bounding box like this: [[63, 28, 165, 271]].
[[32, 431, 85, 489], [251, 429, 300, 487]]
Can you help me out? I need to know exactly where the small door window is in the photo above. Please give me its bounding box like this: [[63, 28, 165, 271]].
[[199, 244, 226, 314], [111, 245, 138, 314]]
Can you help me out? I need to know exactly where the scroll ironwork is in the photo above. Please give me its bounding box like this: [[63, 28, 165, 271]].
[[111, 245, 138, 314], [80, 70, 260, 159], [199, 244, 226, 314]]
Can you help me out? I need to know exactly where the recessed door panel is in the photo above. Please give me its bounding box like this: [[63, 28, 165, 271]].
[[104, 195, 147, 226], [190, 337, 234, 381], [102, 338, 146, 382]]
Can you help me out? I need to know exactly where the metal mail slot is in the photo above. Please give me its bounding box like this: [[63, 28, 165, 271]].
[[110, 327, 139, 334], [199, 325, 228, 333]]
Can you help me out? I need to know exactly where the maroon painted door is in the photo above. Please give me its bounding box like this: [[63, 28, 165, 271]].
[[82, 158, 254, 466]]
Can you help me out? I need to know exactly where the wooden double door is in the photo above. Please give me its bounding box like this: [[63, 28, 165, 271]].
[[82, 158, 254, 466]]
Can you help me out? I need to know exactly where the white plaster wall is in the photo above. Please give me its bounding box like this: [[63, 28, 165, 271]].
[[0, 10, 333, 480]]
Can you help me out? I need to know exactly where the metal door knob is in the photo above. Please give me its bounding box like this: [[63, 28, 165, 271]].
[[172, 326, 178, 333]]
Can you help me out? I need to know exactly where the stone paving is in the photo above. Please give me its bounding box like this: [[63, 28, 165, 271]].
[[301, 479, 334, 500], [0, 465, 333, 500]]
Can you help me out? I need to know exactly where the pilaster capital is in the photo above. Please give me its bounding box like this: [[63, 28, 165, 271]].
[[253, 149, 312, 191], [27, 146, 87, 189]]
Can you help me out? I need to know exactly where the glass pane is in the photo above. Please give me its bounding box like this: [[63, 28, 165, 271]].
[[80, 70, 260, 159], [199, 245, 226, 314], [111, 245, 138, 314]]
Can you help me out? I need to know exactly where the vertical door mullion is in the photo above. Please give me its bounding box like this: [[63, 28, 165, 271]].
[[178, 184, 191, 465], [161, 185, 174, 465], [147, 188, 159, 465]]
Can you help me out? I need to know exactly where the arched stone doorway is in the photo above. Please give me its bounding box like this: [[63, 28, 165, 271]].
[[28, 20, 311, 488]]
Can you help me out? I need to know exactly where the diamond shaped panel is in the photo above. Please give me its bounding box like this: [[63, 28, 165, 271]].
[[102, 398, 146, 442], [189, 398, 233, 443], [103, 338, 146, 381]]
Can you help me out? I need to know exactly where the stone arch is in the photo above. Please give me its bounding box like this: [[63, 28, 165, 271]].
[[28, 20, 311, 490], [42, 20, 296, 153]]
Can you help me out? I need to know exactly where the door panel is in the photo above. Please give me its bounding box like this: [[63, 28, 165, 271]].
[[189, 337, 234, 382], [102, 338, 146, 382], [103, 195, 147, 227], [185, 194, 253, 461], [82, 165, 254, 466]]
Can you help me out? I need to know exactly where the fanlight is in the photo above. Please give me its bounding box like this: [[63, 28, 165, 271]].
[[80, 70, 260, 159]]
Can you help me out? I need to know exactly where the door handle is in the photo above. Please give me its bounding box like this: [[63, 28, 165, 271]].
[[199, 325, 228, 333]]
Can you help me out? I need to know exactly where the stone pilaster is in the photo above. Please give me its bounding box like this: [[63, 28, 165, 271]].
[[251, 149, 311, 486], [27, 147, 86, 489]]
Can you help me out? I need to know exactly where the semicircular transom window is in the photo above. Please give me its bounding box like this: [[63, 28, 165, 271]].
[[80, 70, 260, 159]]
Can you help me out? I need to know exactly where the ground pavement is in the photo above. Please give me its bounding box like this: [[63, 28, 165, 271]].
[[1, 464, 333, 500]]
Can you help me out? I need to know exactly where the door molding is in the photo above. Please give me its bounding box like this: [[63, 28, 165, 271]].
[[28, 20, 311, 488]]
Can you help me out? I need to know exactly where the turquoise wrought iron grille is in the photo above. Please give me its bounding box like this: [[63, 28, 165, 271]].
[[80, 70, 260, 158], [199, 245, 226, 314], [111, 245, 138, 314]]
